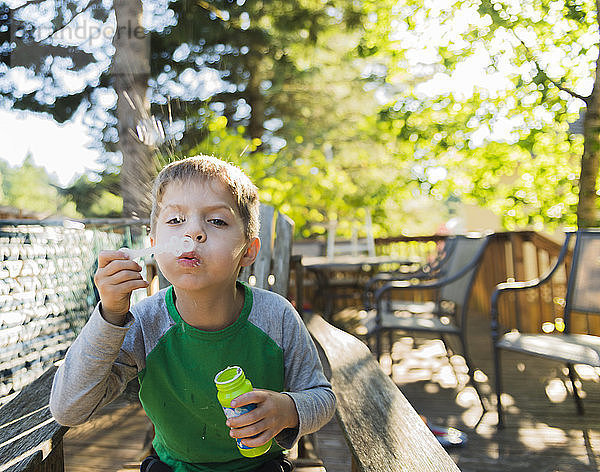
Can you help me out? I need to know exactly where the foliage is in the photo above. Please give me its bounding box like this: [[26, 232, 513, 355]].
[[60, 171, 123, 217], [172, 23, 420, 238], [0, 154, 79, 217], [362, 0, 595, 230], [3, 0, 597, 234], [148, 0, 365, 149]]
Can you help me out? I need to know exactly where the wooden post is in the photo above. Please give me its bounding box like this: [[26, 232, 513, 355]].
[[326, 220, 336, 260], [293, 255, 305, 318], [365, 209, 376, 257], [510, 233, 526, 332]]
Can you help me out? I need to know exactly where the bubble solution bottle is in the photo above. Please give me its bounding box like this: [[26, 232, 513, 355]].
[[214, 366, 272, 457]]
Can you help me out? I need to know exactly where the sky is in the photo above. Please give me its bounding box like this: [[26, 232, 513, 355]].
[[0, 108, 103, 186]]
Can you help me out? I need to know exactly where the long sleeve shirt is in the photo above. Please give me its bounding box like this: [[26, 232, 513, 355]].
[[50, 282, 335, 472]]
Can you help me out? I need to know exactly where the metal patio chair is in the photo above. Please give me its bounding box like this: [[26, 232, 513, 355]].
[[491, 229, 600, 428], [364, 233, 491, 410], [362, 236, 458, 310]]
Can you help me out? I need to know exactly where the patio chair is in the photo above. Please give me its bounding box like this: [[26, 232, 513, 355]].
[[491, 229, 600, 428], [362, 236, 458, 310], [364, 233, 491, 410]]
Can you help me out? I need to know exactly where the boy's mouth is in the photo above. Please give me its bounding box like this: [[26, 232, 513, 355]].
[[177, 251, 201, 267]]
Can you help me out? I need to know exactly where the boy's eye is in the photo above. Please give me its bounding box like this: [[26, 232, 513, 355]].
[[167, 216, 184, 224], [209, 218, 227, 227]]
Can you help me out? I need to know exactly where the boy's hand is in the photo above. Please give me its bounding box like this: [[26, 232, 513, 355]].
[[94, 250, 149, 326], [226, 389, 299, 448]]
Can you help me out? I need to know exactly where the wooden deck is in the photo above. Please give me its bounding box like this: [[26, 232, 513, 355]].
[[63, 399, 152, 472], [62, 392, 351, 472], [62, 311, 600, 472], [335, 308, 600, 472]]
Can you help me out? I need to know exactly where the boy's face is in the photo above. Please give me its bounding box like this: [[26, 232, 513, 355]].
[[151, 178, 259, 293]]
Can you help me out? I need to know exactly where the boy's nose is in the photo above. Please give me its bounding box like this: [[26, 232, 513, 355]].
[[187, 230, 206, 243]]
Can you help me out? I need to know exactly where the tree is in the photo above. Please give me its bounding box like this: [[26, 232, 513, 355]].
[[0, 154, 78, 217], [148, 0, 366, 150], [1, 0, 368, 220], [60, 170, 122, 217], [364, 0, 597, 228], [111, 0, 155, 219], [1, 1, 112, 123], [474, 0, 598, 227], [179, 30, 416, 238]]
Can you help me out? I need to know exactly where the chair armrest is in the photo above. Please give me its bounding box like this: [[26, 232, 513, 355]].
[[362, 271, 433, 309], [490, 232, 573, 335], [490, 279, 544, 323]]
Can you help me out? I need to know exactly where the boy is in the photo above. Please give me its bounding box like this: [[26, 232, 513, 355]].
[[50, 155, 336, 472]]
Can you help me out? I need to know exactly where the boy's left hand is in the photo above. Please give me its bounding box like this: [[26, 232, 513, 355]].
[[226, 389, 299, 448]]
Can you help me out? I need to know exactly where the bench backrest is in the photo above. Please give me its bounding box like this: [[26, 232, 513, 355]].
[[238, 204, 294, 297], [0, 365, 65, 472], [306, 314, 460, 472]]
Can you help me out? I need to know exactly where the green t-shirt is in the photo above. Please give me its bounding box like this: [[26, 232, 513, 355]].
[[49, 283, 335, 472], [140, 284, 284, 471]]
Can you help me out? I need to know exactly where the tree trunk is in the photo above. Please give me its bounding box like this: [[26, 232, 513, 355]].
[[112, 0, 155, 220], [576, 3, 600, 228], [246, 55, 265, 143]]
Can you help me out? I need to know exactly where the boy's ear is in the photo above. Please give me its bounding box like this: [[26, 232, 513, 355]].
[[240, 237, 260, 267]]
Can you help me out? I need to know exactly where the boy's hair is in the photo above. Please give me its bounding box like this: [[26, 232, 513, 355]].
[[150, 155, 260, 240]]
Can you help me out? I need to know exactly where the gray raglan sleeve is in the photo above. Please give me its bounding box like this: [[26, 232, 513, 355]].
[[49, 304, 139, 426], [275, 305, 336, 449]]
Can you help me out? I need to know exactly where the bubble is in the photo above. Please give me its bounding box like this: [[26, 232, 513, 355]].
[[164, 235, 194, 256], [121, 235, 195, 259]]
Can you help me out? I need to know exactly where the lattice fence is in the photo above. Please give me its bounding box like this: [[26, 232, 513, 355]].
[[0, 224, 125, 399]]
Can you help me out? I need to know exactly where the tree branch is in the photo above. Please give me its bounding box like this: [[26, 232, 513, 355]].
[[513, 31, 591, 104], [38, 0, 103, 43], [196, 0, 229, 22], [12, 0, 48, 12], [196, 0, 244, 30]]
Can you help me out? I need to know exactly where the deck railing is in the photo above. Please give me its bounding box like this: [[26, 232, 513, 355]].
[[294, 231, 599, 337], [0, 219, 149, 404]]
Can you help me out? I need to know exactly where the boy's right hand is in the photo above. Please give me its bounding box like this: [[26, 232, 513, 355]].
[[94, 250, 149, 326]]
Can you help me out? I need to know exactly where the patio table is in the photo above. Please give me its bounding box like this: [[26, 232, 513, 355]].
[[300, 255, 421, 318]]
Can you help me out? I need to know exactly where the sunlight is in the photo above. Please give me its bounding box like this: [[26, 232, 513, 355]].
[[433, 364, 458, 389], [545, 378, 568, 403], [518, 421, 568, 451], [474, 369, 488, 383], [0, 109, 102, 186], [379, 353, 392, 376], [456, 386, 479, 408], [574, 364, 599, 381]]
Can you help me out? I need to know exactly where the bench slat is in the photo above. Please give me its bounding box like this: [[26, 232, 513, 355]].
[[4, 452, 41, 472], [0, 366, 67, 472], [252, 204, 275, 289], [271, 212, 294, 297], [306, 314, 461, 472]]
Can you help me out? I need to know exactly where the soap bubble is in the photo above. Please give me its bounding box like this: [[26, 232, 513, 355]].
[[165, 235, 194, 256], [121, 235, 195, 259]]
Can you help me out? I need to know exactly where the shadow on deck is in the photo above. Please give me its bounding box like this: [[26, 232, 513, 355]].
[[63, 400, 151, 472], [335, 308, 600, 472]]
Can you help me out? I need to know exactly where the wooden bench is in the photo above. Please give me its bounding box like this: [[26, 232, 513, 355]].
[[0, 204, 311, 472], [306, 313, 461, 472]]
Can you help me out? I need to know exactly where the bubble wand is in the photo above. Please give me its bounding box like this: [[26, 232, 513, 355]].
[[120, 236, 195, 259]]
